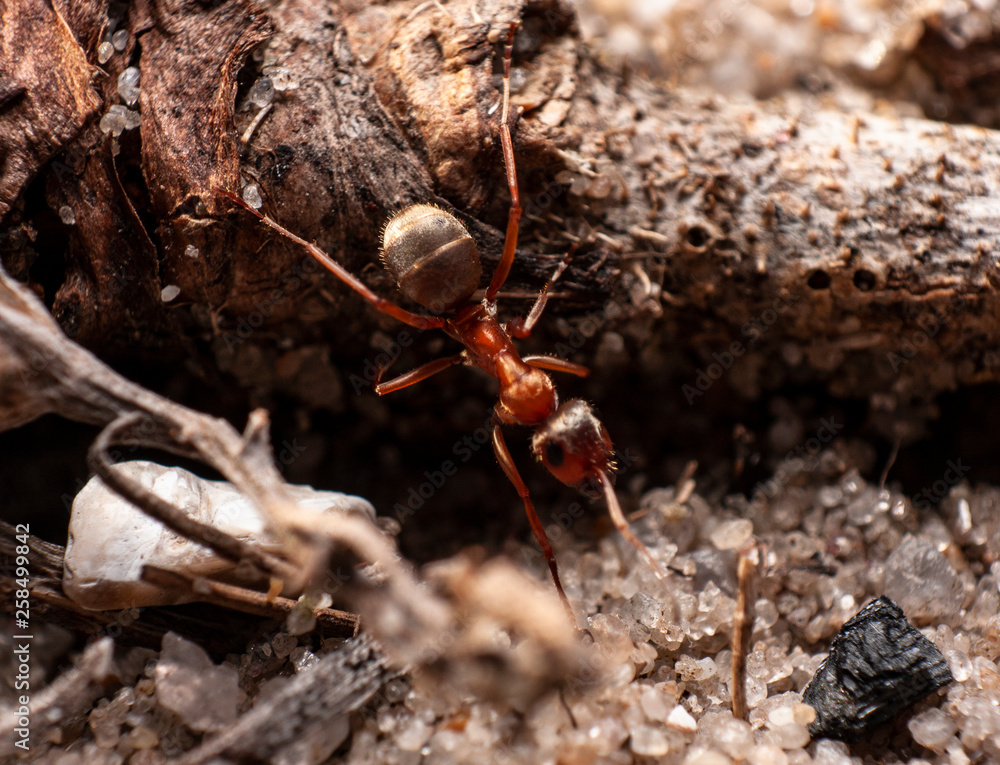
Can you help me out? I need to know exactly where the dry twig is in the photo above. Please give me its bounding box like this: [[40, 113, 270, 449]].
[[0, 263, 452, 659]]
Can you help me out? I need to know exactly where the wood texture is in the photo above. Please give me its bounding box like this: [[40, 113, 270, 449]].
[[0, 0, 996, 407]]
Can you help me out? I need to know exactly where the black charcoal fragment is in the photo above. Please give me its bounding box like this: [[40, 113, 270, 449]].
[[803, 595, 953, 741]]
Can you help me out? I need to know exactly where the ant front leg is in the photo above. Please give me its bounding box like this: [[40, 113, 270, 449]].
[[374, 353, 465, 395], [490, 413, 576, 623]]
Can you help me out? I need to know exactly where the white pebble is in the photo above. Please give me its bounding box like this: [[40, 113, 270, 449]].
[[812, 738, 852, 765], [184, 244, 200, 259], [769, 723, 810, 749], [395, 718, 431, 752], [746, 675, 768, 708], [117, 66, 141, 107], [792, 703, 816, 726], [768, 706, 796, 728], [123, 108, 141, 131], [640, 686, 670, 721], [59, 205, 76, 225], [711, 518, 754, 550], [155, 633, 238, 732], [748, 744, 788, 765], [289, 646, 317, 672], [128, 725, 158, 750], [242, 183, 263, 209], [248, 77, 275, 107], [262, 65, 298, 91], [99, 104, 128, 136], [755, 598, 780, 630], [285, 602, 317, 636], [112, 29, 129, 51], [160, 284, 180, 302], [667, 704, 698, 733], [630, 725, 669, 756], [97, 41, 114, 64], [908, 707, 957, 752], [946, 648, 973, 683], [709, 716, 753, 758], [945, 739, 971, 765], [696, 656, 718, 680], [63, 461, 374, 610]]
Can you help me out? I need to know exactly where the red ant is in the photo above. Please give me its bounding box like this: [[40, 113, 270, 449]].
[[219, 21, 667, 613]]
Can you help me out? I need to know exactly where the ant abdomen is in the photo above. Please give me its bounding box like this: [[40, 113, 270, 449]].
[[381, 204, 482, 313]]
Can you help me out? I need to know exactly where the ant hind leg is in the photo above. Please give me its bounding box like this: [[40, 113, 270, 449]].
[[215, 188, 446, 331], [485, 21, 523, 302]]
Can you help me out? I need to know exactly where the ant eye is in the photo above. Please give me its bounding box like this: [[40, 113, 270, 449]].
[[545, 441, 565, 467]]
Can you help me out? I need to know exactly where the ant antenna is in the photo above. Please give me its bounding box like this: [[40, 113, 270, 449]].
[[598, 472, 670, 581]]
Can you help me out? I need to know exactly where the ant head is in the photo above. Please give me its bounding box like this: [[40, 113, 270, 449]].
[[531, 399, 614, 487], [381, 204, 482, 313]]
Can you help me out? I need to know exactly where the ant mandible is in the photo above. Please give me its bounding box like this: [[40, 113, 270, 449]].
[[219, 21, 667, 613]]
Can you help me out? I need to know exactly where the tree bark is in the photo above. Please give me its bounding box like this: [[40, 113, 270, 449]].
[[1, 0, 997, 407]]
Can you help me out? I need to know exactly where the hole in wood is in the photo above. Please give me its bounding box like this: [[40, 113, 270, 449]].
[[685, 225, 711, 250], [853, 269, 876, 291], [807, 269, 831, 290]]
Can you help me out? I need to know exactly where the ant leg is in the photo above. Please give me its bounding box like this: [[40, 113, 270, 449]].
[[491, 414, 576, 622], [375, 353, 464, 395], [485, 22, 522, 302], [506, 248, 576, 339], [216, 189, 446, 331], [596, 471, 670, 581], [522, 355, 589, 377]]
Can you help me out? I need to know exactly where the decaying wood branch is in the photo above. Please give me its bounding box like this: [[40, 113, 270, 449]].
[[175, 635, 395, 765], [1, 0, 995, 410]]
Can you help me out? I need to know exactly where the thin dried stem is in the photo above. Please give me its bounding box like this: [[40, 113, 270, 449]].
[[140, 566, 359, 637], [731, 545, 758, 720]]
